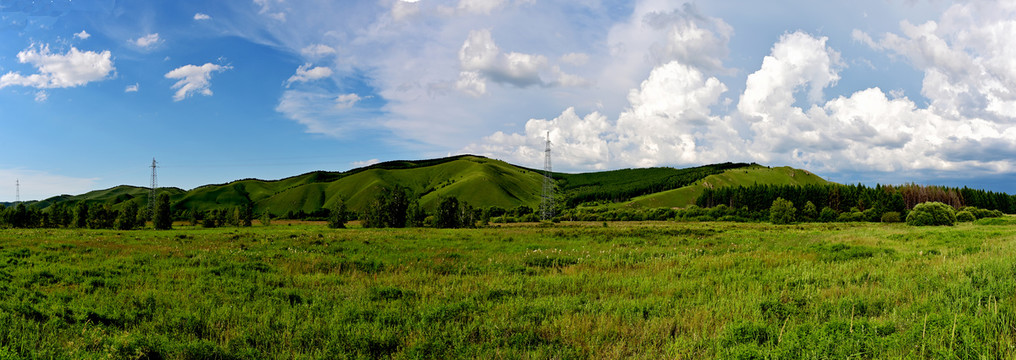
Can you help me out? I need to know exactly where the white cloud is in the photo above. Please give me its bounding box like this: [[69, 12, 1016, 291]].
[[0, 169, 98, 202], [559, 52, 589, 66], [0, 44, 114, 89], [286, 63, 333, 85], [74, 30, 90, 40], [34, 91, 47, 102], [856, 2, 1016, 122], [456, 29, 585, 94], [194, 13, 211, 20], [276, 90, 377, 137], [131, 33, 161, 49], [254, 0, 287, 21], [458, 0, 505, 14], [392, 0, 421, 21], [469, 61, 730, 169], [164, 63, 231, 101], [300, 44, 336, 58], [334, 93, 361, 109], [125, 83, 139, 92], [223, 0, 1016, 178], [352, 158, 380, 168]]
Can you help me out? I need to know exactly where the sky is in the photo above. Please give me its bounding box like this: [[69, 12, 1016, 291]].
[[2, 0, 1016, 201]]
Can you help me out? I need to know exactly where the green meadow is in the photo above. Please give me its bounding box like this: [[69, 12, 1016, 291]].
[[2, 220, 1016, 359]]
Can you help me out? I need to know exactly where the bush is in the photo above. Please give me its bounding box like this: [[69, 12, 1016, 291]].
[[880, 212, 902, 223], [906, 202, 956, 226], [818, 207, 838, 222], [836, 211, 865, 222], [955, 211, 975, 222], [769, 198, 796, 225], [801, 201, 818, 222]]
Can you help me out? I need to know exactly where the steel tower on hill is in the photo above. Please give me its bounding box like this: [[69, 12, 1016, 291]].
[[540, 131, 555, 220]]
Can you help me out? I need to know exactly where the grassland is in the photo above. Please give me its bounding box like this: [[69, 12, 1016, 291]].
[[2, 220, 1016, 359]]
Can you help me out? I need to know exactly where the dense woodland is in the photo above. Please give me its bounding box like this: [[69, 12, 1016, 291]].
[[556, 162, 747, 207]]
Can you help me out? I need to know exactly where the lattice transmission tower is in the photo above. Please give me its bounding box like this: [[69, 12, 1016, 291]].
[[540, 131, 555, 220], [148, 158, 158, 218], [15, 179, 19, 205]]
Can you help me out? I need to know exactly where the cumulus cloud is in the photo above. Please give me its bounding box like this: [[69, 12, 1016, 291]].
[[0, 44, 114, 89], [164, 63, 231, 101], [74, 30, 90, 40], [194, 13, 211, 20], [131, 33, 161, 49], [855, 2, 1016, 123], [456, 29, 586, 95], [286, 63, 333, 85], [125, 83, 139, 92], [468, 61, 730, 169]]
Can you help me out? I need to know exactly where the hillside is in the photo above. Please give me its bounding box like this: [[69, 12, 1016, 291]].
[[28, 156, 830, 216], [626, 164, 831, 208]]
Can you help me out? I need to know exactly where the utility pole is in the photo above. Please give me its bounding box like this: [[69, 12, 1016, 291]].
[[540, 131, 555, 220]]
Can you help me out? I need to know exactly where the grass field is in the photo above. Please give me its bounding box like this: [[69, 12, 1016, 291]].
[[2, 221, 1015, 359]]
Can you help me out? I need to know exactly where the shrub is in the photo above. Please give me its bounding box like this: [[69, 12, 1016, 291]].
[[769, 198, 796, 225], [955, 211, 975, 222], [880, 212, 902, 223], [818, 207, 838, 222], [801, 201, 818, 222], [837, 211, 865, 222], [906, 202, 956, 226]]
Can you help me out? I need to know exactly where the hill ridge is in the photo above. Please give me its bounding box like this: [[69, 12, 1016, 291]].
[[19, 155, 827, 216]]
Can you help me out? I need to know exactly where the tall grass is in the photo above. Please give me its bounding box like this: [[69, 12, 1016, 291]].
[[0, 222, 1014, 358]]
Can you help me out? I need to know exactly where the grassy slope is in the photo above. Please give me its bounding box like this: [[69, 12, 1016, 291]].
[[2, 222, 1015, 358], [190, 155, 546, 215], [628, 164, 830, 208], [32, 156, 821, 215]]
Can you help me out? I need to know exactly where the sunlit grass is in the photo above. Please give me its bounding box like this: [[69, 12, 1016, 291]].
[[1, 221, 1015, 359]]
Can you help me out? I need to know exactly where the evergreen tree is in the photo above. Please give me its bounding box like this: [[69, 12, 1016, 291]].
[[115, 201, 140, 230], [436, 196, 460, 228], [153, 193, 172, 230], [328, 199, 348, 229], [73, 202, 89, 228], [241, 201, 254, 227]]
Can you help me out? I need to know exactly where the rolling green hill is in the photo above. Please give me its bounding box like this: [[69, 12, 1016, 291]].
[[30, 155, 829, 217], [627, 164, 831, 208]]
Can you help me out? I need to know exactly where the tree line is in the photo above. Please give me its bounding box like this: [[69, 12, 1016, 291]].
[[0, 193, 174, 230], [697, 183, 1016, 216]]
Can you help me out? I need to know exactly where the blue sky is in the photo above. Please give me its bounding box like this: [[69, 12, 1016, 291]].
[[2, 0, 1015, 201]]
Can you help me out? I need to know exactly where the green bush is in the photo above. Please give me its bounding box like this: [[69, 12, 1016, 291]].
[[955, 210, 975, 222], [906, 202, 956, 226], [880, 212, 902, 223], [818, 207, 838, 222], [769, 198, 796, 225]]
